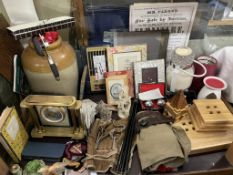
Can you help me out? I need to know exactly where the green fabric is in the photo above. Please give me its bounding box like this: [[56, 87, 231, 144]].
[[172, 125, 192, 162], [23, 159, 46, 175], [136, 124, 191, 171]]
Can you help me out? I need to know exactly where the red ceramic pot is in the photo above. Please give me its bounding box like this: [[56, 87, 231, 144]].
[[189, 56, 218, 94]]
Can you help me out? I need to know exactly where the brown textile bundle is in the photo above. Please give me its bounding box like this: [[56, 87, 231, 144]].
[[136, 111, 191, 172], [85, 118, 128, 173]]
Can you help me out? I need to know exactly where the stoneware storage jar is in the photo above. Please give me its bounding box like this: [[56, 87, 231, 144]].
[[21, 36, 78, 97]]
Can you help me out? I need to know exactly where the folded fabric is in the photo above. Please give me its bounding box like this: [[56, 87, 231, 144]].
[[85, 118, 128, 173], [210, 47, 233, 103], [137, 123, 191, 172]]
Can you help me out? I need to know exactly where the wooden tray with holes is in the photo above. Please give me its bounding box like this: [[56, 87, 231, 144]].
[[191, 99, 233, 132], [190, 105, 233, 132], [173, 106, 233, 155], [193, 99, 233, 125]]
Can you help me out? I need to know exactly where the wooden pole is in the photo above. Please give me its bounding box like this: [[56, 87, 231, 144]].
[[73, 0, 88, 47]]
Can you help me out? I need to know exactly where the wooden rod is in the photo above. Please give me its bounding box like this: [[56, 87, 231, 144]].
[[73, 0, 89, 46]]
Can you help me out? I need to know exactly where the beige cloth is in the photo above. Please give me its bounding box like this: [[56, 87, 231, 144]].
[[137, 124, 191, 172], [85, 118, 128, 173]]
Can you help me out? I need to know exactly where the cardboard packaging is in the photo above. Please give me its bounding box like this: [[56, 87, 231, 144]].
[[0, 158, 9, 175], [225, 142, 233, 166]]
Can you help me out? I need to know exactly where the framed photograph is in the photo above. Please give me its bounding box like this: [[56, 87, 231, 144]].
[[105, 70, 134, 97], [107, 44, 147, 71], [113, 30, 169, 61], [134, 59, 165, 95], [105, 74, 129, 105], [86, 45, 109, 92]]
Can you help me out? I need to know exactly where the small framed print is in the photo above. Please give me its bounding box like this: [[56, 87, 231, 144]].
[[105, 70, 134, 97], [141, 67, 158, 83], [107, 44, 147, 71], [86, 45, 109, 92], [134, 59, 165, 95], [105, 74, 129, 105]]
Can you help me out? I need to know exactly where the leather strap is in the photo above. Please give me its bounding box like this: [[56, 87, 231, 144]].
[[135, 111, 174, 133]]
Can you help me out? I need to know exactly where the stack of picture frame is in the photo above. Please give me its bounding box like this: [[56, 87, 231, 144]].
[[85, 30, 169, 107]]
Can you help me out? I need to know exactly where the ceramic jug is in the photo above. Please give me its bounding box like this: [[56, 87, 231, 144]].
[[21, 36, 78, 97], [189, 55, 218, 94]]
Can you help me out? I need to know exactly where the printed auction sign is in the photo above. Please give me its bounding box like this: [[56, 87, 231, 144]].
[[129, 2, 198, 61]]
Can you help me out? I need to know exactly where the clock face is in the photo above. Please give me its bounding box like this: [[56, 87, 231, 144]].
[[40, 106, 65, 123], [110, 83, 123, 99]]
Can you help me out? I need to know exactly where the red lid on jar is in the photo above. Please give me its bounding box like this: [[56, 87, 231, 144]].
[[44, 31, 59, 44], [204, 76, 227, 90]]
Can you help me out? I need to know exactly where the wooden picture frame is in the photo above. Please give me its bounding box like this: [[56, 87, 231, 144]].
[[0, 107, 28, 163], [105, 74, 129, 105], [113, 30, 169, 61], [134, 59, 165, 95], [86, 45, 109, 92], [105, 70, 134, 97], [107, 44, 147, 71]]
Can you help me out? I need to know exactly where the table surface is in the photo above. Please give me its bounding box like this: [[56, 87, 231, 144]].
[[129, 148, 233, 175], [85, 93, 233, 174], [25, 137, 233, 175], [23, 93, 233, 175]]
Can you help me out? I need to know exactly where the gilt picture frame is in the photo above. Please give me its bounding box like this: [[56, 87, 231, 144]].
[[107, 44, 147, 71]]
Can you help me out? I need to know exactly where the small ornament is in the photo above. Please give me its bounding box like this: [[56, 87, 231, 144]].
[[116, 90, 131, 119]]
